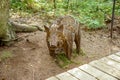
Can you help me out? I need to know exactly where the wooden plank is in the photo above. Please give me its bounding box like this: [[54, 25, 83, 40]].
[[46, 76, 59, 80], [89, 60, 120, 79], [108, 54, 120, 63], [56, 72, 78, 80], [99, 57, 120, 70], [115, 52, 120, 57], [79, 64, 117, 80], [67, 68, 97, 80]]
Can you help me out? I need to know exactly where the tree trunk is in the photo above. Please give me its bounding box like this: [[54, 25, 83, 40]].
[[0, 0, 16, 42]]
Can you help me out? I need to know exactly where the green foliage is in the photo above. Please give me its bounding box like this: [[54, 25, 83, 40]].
[[10, 0, 120, 29], [71, 0, 112, 29], [10, 0, 28, 11], [56, 53, 73, 68], [10, 0, 40, 12]]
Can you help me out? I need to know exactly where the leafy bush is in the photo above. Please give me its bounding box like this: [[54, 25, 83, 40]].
[[10, 0, 120, 29], [10, 0, 40, 12]]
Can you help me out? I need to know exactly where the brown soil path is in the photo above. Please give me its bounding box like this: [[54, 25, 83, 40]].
[[0, 14, 120, 80]]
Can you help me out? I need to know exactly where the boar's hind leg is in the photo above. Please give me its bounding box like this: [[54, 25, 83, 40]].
[[75, 33, 80, 54]]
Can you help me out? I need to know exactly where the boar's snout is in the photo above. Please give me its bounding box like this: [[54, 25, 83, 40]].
[[50, 45, 57, 51], [51, 45, 57, 48]]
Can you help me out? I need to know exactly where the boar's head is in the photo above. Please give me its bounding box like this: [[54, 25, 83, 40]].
[[44, 25, 66, 55]]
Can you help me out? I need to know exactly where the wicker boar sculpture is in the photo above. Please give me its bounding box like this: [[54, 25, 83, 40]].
[[44, 15, 81, 60]]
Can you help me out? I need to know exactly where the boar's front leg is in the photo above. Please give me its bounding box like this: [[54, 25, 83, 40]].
[[67, 43, 72, 60], [75, 31, 81, 54], [63, 40, 72, 60]]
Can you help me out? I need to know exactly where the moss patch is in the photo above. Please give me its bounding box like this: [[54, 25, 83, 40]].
[[0, 51, 13, 61], [56, 53, 73, 68]]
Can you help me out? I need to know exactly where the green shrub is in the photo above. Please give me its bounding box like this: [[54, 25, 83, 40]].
[[10, 0, 120, 29]]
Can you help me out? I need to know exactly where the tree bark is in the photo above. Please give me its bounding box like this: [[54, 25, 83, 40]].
[[0, 0, 16, 42]]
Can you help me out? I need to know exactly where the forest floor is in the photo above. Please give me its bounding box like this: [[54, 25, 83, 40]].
[[0, 13, 120, 80]]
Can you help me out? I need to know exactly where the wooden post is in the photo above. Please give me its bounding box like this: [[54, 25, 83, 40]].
[[111, 0, 116, 38]]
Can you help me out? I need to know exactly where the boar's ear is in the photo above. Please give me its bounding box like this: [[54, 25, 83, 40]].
[[44, 25, 49, 33], [58, 24, 63, 32]]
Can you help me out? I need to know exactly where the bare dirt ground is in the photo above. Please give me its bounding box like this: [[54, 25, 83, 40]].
[[0, 14, 120, 80]]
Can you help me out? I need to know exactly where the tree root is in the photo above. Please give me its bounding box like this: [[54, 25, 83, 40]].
[[9, 20, 43, 32]]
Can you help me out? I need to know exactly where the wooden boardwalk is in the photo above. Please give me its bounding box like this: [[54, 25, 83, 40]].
[[46, 52, 120, 80]]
